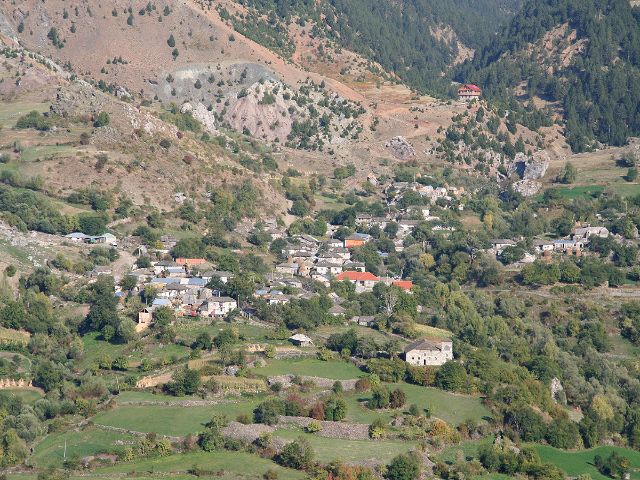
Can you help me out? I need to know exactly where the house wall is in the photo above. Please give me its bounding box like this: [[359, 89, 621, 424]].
[[405, 343, 453, 366]]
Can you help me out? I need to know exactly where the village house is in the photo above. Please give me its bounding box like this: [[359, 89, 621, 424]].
[[276, 262, 299, 276], [317, 251, 345, 265], [344, 233, 372, 249], [328, 304, 347, 317], [403, 338, 453, 366], [314, 262, 343, 276], [355, 213, 374, 228], [371, 217, 389, 229], [326, 238, 344, 249], [198, 296, 237, 317], [351, 315, 375, 327], [330, 247, 351, 261], [153, 260, 179, 275], [392, 280, 414, 292], [533, 240, 554, 254], [202, 271, 233, 284], [136, 308, 153, 332], [490, 239, 517, 254], [572, 226, 609, 241], [165, 266, 187, 278], [90, 266, 112, 278], [336, 271, 381, 292], [343, 261, 366, 272], [553, 239, 584, 255], [289, 333, 313, 347], [397, 219, 421, 237], [291, 250, 315, 263], [175, 258, 207, 268], [458, 84, 481, 101]]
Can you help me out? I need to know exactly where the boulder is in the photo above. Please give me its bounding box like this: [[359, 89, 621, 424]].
[[385, 136, 416, 160]]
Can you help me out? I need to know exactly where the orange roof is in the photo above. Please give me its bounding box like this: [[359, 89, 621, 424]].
[[459, 83, 481, 92], [336, 271, 380, 282], [175, 258, 206, 265], [393, 280, 413, 291]]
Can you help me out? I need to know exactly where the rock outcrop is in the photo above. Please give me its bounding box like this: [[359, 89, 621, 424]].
[[385, 136, 416, 160]]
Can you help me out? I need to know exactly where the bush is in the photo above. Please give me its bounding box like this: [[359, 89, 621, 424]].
[[277, 437, 314, 470], [368, 385, 390, 409], [93, 111, 110, 128], [15, 111, 52, 131], [254, 398, 285, 425], [389, 388, 406, 409], [435, 361, 467, 392], [385, 453, 420, 480]]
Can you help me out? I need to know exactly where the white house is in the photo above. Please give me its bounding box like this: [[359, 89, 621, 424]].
[[533, 239, 554, 254], [491, 239, 517, 254], [403, 338, 453, 366], [199, 296, 237, 317]]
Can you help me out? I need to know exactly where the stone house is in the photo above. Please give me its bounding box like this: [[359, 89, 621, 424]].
[[403, 338, 453, 366]]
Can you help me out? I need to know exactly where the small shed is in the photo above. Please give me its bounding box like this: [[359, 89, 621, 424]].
[[289, 333, 313, 347]]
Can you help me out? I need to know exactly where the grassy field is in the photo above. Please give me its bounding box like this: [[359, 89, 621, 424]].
[[32, 427, 137, 468], [275, 428, 414, 463], [80, 331, 190, 371], [0, 389, 43, 404], [252, 358, 364, 380], [89, 450, 305, 480], [534, 445, 640, 480], [93, 396, 266, 436], [115, 390, 204, 403], [18, 144, 79, 163], [175, 321, 278, 345], [0, 101, 50, 127], [345, 383, 490, 426]]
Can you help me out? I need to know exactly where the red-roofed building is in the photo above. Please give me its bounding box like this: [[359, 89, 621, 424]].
[[458, 84, 481, 101], [336, 271, 381, 292], [175, 258, 206, 267], [392, 280, 413, 292]]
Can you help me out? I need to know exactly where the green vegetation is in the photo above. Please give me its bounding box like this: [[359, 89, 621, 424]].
[[252, 358, 363, 380], [458, 0, 640, 151], [345, 383, 489, 426], [275, 428, 414, 464], [93, 399, 265, 436], [534, 445, 640, 480]]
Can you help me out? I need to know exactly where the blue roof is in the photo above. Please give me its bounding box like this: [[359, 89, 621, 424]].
[[152, 298, 171, 306], [187, 278, 207, 286], [151, 277, 182, 284]]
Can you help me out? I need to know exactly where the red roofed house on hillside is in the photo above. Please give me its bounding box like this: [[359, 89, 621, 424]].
[[175, 258, 206, 267], [392, 280, 413, 292], [458, 84, 481, 101], [336, 271, 381, 292]]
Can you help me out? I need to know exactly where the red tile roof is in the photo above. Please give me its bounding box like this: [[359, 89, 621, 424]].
[[392, 280, 413, 291], [459, 84, 481, 92], [336, 271, 380, 282]]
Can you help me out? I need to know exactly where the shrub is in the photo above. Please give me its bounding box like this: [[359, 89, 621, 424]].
[[254, 398, 285, 425], [15, 111, 52, 131], [93, 112, 110, 128], [306, 420, 322, 433], [277, 437, 314, 470]]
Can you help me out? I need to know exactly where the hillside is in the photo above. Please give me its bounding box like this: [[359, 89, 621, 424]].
[[456, 0, 640, 152]]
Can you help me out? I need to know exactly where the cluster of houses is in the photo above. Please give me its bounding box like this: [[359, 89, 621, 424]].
[[490, 225, 611, 260], [273, 233, 413, 294], [114, 259, 238, 332]]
